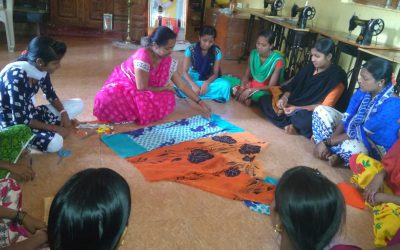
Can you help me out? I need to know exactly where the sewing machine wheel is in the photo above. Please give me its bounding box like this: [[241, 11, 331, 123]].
[[274, 0, 284, 10], [304, 6, 316, 20], [369, 18, 384, 36]]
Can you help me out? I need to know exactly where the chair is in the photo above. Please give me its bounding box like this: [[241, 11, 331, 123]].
[[0, 0, 15, 52]]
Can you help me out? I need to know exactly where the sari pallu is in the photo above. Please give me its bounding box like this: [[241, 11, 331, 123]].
[[343, 84, 400, 160], [281, 63, 347, 106], [250, 49, 285, 84], [259, 63, 346, 138], [190, 43, 220, 80]]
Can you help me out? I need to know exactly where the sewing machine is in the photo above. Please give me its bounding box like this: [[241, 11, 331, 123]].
[[348, 15, 385, 45], [291, 4, 316, 29], [263, 0, 284, 16]]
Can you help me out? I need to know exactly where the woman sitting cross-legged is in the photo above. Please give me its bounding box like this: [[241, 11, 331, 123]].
[[232, 30, 285, 106], [312, 57, 400, 167], [259, 38, 346, 138], [93, 26, 211, 125], [181, 25, 231, 103], [0, 36, 84, 153]]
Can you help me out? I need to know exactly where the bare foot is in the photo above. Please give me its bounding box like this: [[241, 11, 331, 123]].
[[328, 154, 345, 168], [284, 124, 298, 135]]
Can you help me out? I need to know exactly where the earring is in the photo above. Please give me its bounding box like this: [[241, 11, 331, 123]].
[[274, 224, 283, 233], [119, 227, 128, 246]]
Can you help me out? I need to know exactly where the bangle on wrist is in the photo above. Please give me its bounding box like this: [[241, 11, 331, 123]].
[[14, 210, 27, 225], [60, 110, 67, 116]]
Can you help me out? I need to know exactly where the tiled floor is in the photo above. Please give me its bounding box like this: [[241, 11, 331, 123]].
[[0, 35, 375, 249]]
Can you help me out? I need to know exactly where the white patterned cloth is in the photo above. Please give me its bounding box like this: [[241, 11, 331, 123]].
[[312, 105, 367, 165]]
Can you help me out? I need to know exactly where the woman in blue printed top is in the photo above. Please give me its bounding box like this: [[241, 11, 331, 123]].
[[0, 36, 83, 153], [181, 25, 231, 103], [312, 57, 400, 167]]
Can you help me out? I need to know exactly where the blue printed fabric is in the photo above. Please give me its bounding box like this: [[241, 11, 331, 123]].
[[102, 114, 244, 158]]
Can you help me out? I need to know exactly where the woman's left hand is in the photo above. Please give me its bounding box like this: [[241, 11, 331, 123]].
[[198, 100, 212, 120], [200, 82, 209, 96], [60, 112, 71, 128], [364, 171, 385, 202]]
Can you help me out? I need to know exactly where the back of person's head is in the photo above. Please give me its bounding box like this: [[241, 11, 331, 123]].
[[313, 38, 335, 56], [199, 25, 217, 38], [275, 166, 345, 250], [258, 30, 275, 45], [18, 36, 66, 65], [147, 26, 177, 47], [362, 57, 393, 86], [48, 168, 131, 250]]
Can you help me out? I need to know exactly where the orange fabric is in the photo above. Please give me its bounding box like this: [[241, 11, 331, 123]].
[[321, 83, 345, 106], [266, 86, 283, 114], [382, 139, 400, 195], [128, 132, 275, 204], [249, 59, 284, 88], [337, 182, 365, 209]]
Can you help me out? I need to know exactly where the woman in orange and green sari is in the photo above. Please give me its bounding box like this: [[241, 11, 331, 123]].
[[231, 30, 285, 106]]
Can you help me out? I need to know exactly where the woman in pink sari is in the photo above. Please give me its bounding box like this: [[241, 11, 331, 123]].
[[93, 26, 211, 125]]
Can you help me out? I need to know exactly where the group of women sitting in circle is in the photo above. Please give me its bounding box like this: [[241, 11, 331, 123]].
[[0, 23, 400, 248]]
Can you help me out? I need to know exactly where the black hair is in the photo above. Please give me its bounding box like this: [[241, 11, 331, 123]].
[[146, 26, 177, 47], [362, 57, 393, 86], [275, 166, 345, 250], [313, 38, 335, 56], [48, 168, 131, 250], [258, 30, 275, 45], [199, 25, 217, 39], [17, 36, 66, 65]]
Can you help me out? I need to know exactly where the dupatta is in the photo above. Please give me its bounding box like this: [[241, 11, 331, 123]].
[[281, 63, 347, 106], [345, 84, 394, 157], [249, 49, 285, 84], [190, 43, 220, 80]]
